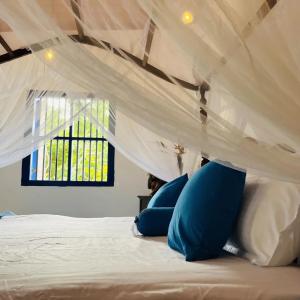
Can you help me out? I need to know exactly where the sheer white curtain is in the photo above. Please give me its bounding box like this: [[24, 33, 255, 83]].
[[0, 53, 200, 181], [0, 0, 300, 182]]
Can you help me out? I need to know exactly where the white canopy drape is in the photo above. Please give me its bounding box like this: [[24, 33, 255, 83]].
[[0, 0, 300, 182]]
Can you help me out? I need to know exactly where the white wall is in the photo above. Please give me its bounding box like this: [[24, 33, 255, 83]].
[[0, 152, 149, 217]]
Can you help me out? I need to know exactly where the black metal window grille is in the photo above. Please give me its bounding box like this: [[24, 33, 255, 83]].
[[22, 96, 114, 186]]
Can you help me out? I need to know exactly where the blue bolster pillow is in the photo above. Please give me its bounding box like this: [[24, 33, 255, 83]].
[[135, 207, 174, 236]]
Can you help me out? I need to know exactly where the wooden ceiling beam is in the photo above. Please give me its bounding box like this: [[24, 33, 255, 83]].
[[0, 48, 31, 64], [0, 34, 13, 56], [70, 0, 84, 41], [254, 0, 278, 29], [207, 0, 279, 79], [71, 35, 198, 90], [0, 34, 198, 91], [142, 20, 156, 67], [266, 0, 278, 10]]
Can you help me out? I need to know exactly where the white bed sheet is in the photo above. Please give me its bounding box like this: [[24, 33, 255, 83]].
[[0, 214, 299, 300]]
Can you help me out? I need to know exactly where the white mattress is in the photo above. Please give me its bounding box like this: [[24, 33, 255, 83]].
[[0, 215, 299, 300]]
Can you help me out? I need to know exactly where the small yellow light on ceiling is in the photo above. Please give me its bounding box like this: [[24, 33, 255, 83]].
[[182, 11, 194, 25], [44, 49, 54, 61]]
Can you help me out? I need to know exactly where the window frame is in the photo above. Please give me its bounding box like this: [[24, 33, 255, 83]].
[[21, 98, 115, 187]]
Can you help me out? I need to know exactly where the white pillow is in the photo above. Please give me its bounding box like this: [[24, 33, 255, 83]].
[[225, 177, 300, 266]]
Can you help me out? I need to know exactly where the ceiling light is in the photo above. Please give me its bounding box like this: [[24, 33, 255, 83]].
[[182, 11, 194, 25], [44, 49, 54, 61]]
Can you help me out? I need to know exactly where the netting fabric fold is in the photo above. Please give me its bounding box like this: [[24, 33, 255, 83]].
[[0, 0, 300, 182]]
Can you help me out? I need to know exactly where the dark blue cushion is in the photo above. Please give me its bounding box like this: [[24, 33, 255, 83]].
[[135, 207, 174, 236], [147, 174, 188, 208], [168, 161, 246, 261]]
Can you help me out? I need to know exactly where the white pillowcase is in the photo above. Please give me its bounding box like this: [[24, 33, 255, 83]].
[[225, 177, 300, 266]]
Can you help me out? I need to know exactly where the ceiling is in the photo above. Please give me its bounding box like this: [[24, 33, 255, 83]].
[[0, 0, 274, 88]]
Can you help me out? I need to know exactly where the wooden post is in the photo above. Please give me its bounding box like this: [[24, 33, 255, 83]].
[[199, 81, 209, 124], [199, 81, 210, 164]]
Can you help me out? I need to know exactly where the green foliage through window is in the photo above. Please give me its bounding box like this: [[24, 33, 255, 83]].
[[22, 96, 114, 186]]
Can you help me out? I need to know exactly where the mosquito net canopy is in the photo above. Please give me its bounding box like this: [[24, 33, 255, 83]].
[[0, 0, 299, 182]]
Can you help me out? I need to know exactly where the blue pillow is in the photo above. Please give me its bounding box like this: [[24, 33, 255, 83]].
[[147, 174, 188, 208], [0, 210, 16, 219], [135, 207, 174, 236], [168, 161, 246, 261]]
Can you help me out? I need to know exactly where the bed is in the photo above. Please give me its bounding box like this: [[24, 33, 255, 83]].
[[0, 215, 299, 300]]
